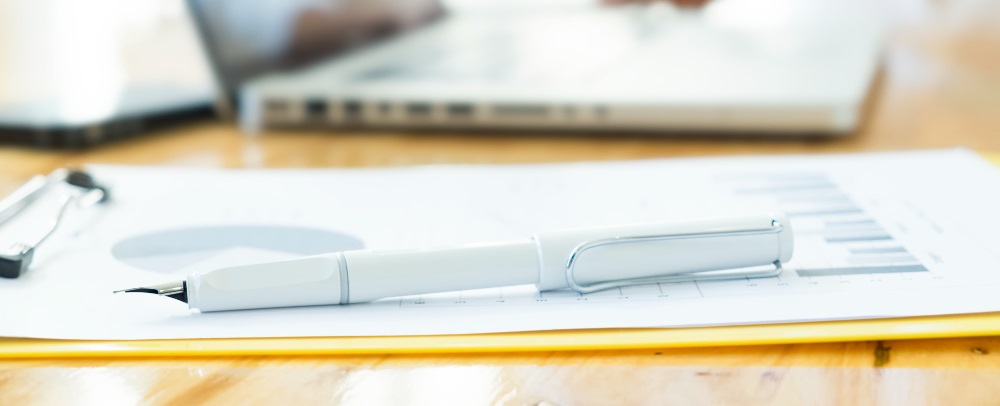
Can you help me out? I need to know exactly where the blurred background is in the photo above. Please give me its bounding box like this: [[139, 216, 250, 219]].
[[0, 0, 996, 152]]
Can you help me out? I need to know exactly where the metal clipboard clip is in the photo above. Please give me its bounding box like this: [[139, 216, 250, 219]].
[[564, 219, 787, 294], [0, 169, 109, 278]]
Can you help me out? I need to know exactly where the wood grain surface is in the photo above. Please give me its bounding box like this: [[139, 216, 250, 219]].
[[2, 0, 1000, 404]]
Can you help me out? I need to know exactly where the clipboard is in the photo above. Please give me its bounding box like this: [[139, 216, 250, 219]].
[[1, 152, 998, 358]]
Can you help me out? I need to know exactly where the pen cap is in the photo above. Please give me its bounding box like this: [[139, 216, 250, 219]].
[[186, 255, 343, 312], [533, 213, 793, 291]]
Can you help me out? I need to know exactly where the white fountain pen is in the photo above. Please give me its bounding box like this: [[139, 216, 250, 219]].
[[116, 213, 793, 312]]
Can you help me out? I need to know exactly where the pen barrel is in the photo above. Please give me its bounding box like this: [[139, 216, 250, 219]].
[[533, 213, 793, 291], [342, 241, 539, 303]]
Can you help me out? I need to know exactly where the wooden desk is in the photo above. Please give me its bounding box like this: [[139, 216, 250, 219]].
[[3, 0, 1000, 403]]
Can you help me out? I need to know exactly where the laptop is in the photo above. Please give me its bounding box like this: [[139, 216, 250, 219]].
[[187, 0, 884, 135]]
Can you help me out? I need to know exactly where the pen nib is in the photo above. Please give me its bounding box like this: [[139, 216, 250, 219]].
[[114, 281, 188, 304]]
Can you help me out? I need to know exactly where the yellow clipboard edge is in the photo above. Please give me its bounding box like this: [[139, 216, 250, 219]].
[[4, 312, 1000, 358], [2, 151, 999, 359]]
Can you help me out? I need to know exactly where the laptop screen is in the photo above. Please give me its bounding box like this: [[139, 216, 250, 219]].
[[186, 0, 446, 109]]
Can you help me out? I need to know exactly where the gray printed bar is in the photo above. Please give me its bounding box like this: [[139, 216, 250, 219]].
[[796, 264, 928, 277], [824, 233, 893, 243], [849, 246, 908, 255], [777, 194, 853, 203], [826, 219, 879, 228]]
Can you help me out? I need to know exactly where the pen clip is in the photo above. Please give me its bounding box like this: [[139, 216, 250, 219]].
[[564, 219, 785, 294]]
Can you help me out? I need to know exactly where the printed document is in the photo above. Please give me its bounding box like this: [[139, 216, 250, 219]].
[[1, 149, 999, 340]]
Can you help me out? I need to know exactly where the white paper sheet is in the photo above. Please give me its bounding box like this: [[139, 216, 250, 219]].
[[2, 148, 1000, 340]]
